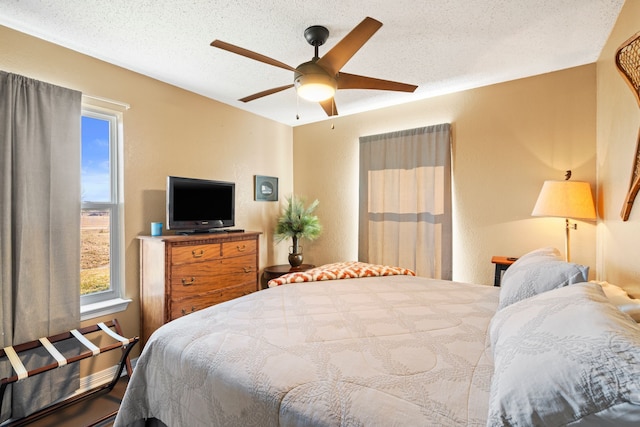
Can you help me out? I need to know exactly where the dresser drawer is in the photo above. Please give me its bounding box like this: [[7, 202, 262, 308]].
[[222, 239, 257, 257], [169, 282, 256, 319], [170, 243, 222, 265], [170, 254, 258, 297]]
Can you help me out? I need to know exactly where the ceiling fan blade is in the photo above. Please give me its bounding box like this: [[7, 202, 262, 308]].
[[211, 40, 297, 73], [337, 72, 418, 92], [239, 84, 294, 103], [316, 17, 383, 76], [319, 98, 338, 117]]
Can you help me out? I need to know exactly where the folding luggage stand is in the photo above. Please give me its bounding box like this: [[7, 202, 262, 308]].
[[0, 319, 138, 426]]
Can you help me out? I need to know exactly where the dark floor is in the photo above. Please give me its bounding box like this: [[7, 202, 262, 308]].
[[24, 376, 128, 427]]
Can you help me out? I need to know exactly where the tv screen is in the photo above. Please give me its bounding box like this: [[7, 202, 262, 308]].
[[167, 176, 235, 233]]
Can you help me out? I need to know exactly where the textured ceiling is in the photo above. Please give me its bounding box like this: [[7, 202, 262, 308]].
[[0, 0, 625, 126]]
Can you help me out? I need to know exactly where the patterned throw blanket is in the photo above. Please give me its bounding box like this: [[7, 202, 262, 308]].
[[267, 261, 416, 288]]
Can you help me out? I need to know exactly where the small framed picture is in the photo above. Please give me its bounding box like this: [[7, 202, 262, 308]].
[[254, 175, 278, 201]]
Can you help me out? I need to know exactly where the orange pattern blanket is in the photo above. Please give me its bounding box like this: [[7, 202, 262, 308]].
[[267, 261, 416, 288]]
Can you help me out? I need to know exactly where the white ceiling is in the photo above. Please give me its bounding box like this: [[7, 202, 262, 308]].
[[0, 0, 625, 126]]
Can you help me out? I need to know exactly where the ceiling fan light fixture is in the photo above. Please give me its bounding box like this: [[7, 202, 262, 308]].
[[295, 73, 337, 102]]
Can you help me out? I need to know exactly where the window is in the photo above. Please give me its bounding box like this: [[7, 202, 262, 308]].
[[80, 106, 127, 318], [358, 124, 452, 279]]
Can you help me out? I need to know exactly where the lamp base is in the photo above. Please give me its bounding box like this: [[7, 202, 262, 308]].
[[564, 218, 578, 262], [565, 218, 570, 262]]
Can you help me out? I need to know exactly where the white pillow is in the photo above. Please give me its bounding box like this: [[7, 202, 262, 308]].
[[498, 247, 589, 309], [488, 283, 640, 426], [596, 280, 640, 322]]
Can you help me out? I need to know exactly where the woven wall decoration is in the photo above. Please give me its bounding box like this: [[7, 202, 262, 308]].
[[616, 32, 640, 221]]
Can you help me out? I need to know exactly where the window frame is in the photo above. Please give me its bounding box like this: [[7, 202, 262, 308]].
[[80, 105, 128, 319]]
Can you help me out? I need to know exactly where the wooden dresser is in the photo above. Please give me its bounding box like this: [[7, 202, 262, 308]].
[[138, 231, 261, 344]]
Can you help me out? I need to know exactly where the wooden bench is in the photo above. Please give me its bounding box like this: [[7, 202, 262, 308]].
[[0, 319, 138, 426]]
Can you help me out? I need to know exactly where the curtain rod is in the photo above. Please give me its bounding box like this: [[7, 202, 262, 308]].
[[82, 94, 130, 110]]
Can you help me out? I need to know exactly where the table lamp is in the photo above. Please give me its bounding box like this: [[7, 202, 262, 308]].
[[531, 176, 596, 262]]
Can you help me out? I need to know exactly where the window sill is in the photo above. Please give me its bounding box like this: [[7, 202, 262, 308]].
[[81, 297, 132, 321]]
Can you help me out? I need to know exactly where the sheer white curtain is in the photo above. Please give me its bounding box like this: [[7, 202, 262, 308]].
[[359, 124, 452, 279], [0, 71, 81, 421]]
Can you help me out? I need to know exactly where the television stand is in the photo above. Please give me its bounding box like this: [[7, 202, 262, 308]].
[[137, 232, 262, 344]]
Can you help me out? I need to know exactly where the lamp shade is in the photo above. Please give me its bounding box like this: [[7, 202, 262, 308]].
[[531, 180, 596, 220]]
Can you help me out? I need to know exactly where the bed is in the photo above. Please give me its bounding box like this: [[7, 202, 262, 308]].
[[115, 251, 640, 426]]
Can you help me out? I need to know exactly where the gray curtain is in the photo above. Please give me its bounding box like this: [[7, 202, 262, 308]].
[[359, 124, 452, 279], [0, 71, 81, 421]]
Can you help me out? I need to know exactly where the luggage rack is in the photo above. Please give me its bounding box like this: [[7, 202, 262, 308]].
[[0, 319, 138, 426]]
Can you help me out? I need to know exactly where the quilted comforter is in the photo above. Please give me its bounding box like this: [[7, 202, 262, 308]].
[[115, 275, 500, 426]]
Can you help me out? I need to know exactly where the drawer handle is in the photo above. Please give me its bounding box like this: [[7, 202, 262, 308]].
[[192, 249, 205, 258], [243, 267, 255, 273], [236, 245, 247, 252], [181, 306, 196, 316], [181, 277, 196, 286]]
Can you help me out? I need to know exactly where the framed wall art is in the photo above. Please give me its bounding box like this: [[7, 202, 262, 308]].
[[254, 175, 278, 201]]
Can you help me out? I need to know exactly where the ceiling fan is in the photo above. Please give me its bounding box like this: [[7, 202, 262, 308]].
[[210, 17, 418, 117]]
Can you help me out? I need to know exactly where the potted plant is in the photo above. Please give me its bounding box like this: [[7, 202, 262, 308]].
[[274, 195, 322, 267]]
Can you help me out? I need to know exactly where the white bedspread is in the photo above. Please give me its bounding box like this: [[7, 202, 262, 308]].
[[115, 275, 500, 427]]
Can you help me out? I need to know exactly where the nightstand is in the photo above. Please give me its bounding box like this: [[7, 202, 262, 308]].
[[491, 256, 518, 286], [261, 264, 316, 289]]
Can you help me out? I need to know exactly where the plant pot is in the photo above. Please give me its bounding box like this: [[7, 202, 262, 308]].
[[288, 246, 303, 267]]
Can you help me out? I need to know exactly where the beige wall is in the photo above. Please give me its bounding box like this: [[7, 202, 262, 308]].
[[597, 0, 640, 295], [0, 25, 294, 367], [293, 65, 597, 285], [2, 9, 615, 367]]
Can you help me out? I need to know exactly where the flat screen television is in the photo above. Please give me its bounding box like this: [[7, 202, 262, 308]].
[[166, 176, 235, 234]]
